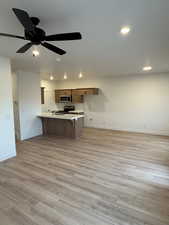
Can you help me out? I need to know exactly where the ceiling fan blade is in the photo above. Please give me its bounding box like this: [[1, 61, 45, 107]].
[[0, 33, 25, 40], [45, 32, 82, 41], [12, 8, 35, 32], [41, 42, 66, 55], [16, 42, 33, 53]]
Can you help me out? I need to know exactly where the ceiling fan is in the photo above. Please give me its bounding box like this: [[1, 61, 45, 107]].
[[0, 8, 82, 55]]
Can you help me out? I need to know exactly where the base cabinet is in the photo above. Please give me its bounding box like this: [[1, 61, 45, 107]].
[[41, 117, 84, 139]]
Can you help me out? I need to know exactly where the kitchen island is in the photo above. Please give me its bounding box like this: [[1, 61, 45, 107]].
[[38, 113, 84, 139]]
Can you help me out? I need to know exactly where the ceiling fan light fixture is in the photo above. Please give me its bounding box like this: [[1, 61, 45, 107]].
[[32, 49, 39, 57]]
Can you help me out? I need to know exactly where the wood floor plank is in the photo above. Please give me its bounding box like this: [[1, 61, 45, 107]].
[[1, 128, 169, 225]]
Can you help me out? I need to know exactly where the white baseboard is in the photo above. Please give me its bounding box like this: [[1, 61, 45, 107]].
[[0, 152, 16, 162], [85, 125, 169, 136]]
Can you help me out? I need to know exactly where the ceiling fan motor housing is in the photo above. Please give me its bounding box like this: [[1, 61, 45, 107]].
[[25, 27, 46, 44], [30, 17, 40, 26]]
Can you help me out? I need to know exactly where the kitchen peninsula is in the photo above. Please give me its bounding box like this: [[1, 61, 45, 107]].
[[38, 113, 84, 139]]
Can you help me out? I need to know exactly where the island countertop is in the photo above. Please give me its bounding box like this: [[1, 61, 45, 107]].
[[38, 113, 84, 120]]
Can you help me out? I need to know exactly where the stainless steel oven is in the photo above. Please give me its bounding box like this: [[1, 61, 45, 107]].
[[59, 96, 71, 103]]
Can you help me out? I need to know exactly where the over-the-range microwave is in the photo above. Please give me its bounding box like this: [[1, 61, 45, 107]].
[[59, 96, 72, 103]]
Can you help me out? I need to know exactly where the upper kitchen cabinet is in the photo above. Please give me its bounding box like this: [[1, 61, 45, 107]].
[[55, 89, 72, 96], [71, 88, 99, 103], [74, 88, 99, 95], [55, 88, 99, 104]]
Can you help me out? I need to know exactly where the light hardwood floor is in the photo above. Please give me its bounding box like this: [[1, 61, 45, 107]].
[[1, 128, 169, 225]]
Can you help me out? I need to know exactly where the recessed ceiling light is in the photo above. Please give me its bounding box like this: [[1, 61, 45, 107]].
[[143, 66, 152, 71], [50, 75, 54, 80], [32, 50, 39, 57], [120, 26, 131, 35], [64, 73, 67, 80], [56, 58, 61, 62], [79, 72, 83, 78]]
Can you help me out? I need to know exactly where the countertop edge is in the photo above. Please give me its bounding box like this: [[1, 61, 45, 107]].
[[38, 114, 84, 120]]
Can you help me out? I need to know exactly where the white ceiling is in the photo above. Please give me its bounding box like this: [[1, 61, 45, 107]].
[[0, 0, 169, 80]]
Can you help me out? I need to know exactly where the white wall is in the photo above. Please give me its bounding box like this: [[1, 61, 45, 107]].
[[0, 57, 16, 161], [42, 73, 169, 136], [18, 71, 42, 140], [41, 80, 61, 112]]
